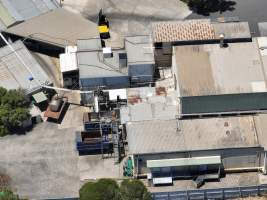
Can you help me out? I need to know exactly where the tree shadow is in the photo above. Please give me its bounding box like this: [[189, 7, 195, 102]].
[[185, 0, 236, 16]]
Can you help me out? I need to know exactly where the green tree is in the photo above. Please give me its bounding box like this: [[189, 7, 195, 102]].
[[120, 179, 152, 200], [0, 87, 30, 137], [0, 190, 20, 200], [181, 0, 236, 16], [80, 179, 120, 200]]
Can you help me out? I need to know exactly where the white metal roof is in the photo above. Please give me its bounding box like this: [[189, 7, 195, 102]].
[[147, 156, 221, 168], [108, 89, 127, 100], [60, 46, 78, 73]]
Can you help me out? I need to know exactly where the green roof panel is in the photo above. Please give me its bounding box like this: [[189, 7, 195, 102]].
[[181, 93, 267, 115], [147, 156, 221, 168]]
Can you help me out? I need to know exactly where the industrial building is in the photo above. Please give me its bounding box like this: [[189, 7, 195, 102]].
[[0, 0, 59, 31], [2, 8, 108, 56], [116, 20, 267, 186], [172, 37, 267, 117], [126, 115, 267, 185], [152, 19, 252, 68], [0, 40, 52, 95], [77, 38, 130, 91], [58, 36, 155, 103], [119, 85, 267, 186], [77, 36, 154, 90]]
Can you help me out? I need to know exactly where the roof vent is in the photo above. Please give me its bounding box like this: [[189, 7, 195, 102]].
[[219, 33, 227, 48], [103, 47, 113, 58]]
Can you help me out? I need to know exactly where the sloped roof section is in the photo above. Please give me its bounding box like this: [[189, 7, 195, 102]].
[[5, 8, 99, 47], [0, 1, 16, 27], [0, 40, 52, 94], [152, 19, 215, 43], [0, 0, 59, 30]]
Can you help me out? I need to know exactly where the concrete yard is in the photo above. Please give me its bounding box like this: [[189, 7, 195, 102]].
[[0, 103, 127, 199], [147, 172, 267, 193], [61, 0, 191, 36], [0, 122, 79, 199], [0, 104, 86, 199], [78, 155, 126, 181]]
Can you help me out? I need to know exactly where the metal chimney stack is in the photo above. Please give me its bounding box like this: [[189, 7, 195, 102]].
[[219, 33, 225, 48]]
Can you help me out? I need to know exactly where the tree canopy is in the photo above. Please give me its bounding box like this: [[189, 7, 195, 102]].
[[120, 179, 152, 200], [0, 190, 20, 200], [80, 179, 120, 200], [0, 87, 30, 136], [181, 0, 236, 16], [80, 179, 152, 200]]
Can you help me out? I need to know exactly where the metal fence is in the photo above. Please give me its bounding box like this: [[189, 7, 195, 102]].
[[152, 184, 267, 200]]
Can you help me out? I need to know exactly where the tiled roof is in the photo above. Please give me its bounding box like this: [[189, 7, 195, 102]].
[[152, 19, 215, 43]]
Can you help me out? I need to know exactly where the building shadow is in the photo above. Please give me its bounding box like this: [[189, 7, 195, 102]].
[[185, 0, 236, 16]]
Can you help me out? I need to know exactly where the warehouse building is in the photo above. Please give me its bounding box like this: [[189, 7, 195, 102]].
[[62, 36, 155, 103], [77, 38, 130, 91], [172, 37, 267, 117], [0, 40, 52, 95], [126, 116, 267, 185], [2, 8, 106, 56], [0, 0, 59, 31], [77, 36, 154, 89], [152, 19, 251, 68]]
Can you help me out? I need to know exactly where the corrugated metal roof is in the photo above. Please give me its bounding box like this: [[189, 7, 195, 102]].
[[1, 0, 58, 20], [174, 39, 266, 97], [258, 22, 267, 36], [127, 116, 258, 155], [125, 35, 155, 65], [77, 39, 102, 51], [147, 156, 221, 168], [78, 49, 128, 79], [5, 8, 99, 47], [0, 2, 16, 27], [0, 40, 51, 94], [181, 93, 267, 115], [0, 0, 58, 30]]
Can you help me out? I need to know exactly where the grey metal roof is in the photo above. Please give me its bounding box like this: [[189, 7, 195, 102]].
[[125, 35, 155, 65], [5, 8, 99, 47], [120, 87, 178, 123], [174, 38, 266, 97], [0, 40, 52, 94], [0, 0, 59, 30], [181, 93, 267, 115], [77, 38, 102, 52], [78, 49, 128, 79], [127, 116, 258, 155], [258, 22, 267, 36]]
